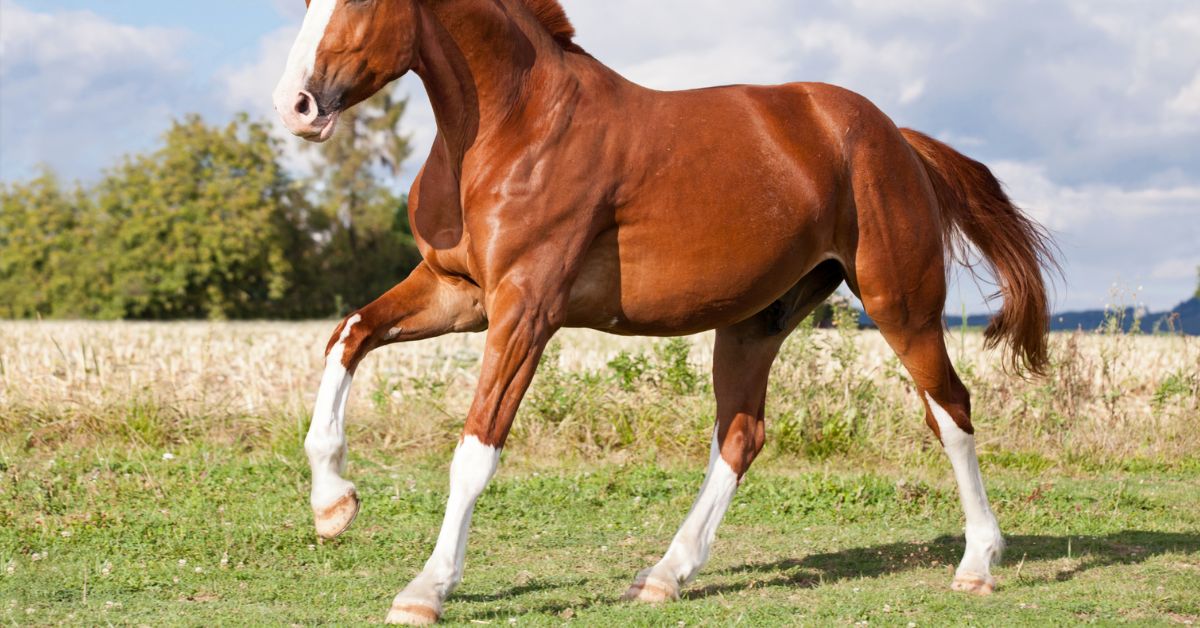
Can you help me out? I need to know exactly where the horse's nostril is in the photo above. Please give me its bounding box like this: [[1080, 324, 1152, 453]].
[[295, 92, 314, 117]]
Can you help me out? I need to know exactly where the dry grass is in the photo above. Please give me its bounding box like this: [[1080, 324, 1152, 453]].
[[0, 320, 1196, 466]]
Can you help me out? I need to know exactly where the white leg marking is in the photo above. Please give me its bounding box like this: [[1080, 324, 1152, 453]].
[[273, 0, 337, 103], [927, 393, 1003, 585], [306, 315, 360, 510], [389, 436, 500, 621], [630, 431, 739, 599]]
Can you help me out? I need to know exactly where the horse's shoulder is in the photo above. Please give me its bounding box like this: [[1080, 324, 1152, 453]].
[[409, 140, 467, 254]]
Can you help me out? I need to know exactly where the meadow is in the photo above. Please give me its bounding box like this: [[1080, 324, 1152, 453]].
[[1, 318, 1198, 625]]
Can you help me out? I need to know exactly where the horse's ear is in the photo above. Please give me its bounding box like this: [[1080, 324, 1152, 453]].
[[304, 0, 311, 7]]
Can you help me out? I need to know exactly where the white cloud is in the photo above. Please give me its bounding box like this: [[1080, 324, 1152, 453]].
[[1168, 73, 1200, 117], [214, 25, 318, 174], [791, 20, 931, 109], [991, 161, 1200, 310], [619, 40, 795, 91], [847, 0, 989, 20], [992, 162, 1200, 232], [1152, 257, 1200, 281], [0, 1, 198, 180], [219, 26, 293, 118]]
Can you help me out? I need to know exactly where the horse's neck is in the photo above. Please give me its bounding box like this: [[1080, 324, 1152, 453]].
[[414, 0, 559, 166], [415, 1, 532, 160]]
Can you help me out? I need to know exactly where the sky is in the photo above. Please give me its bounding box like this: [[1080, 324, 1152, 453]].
[[1, 0, 1198, 313]]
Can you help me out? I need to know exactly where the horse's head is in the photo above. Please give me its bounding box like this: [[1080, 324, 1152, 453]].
[[274, 0, 420, 142]]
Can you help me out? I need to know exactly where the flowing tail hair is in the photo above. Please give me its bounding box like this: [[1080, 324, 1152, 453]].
[[900, 129, 1060, 375]]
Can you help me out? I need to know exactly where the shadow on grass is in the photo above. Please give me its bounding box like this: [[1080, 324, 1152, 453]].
[[451, 531, 1199, 618], [456, 577, 590, 603], [454, 578, 590, 622], [686, 531, 1200, 599]]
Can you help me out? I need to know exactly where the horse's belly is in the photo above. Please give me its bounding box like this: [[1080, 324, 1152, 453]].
[[565, 219, 828, 335]]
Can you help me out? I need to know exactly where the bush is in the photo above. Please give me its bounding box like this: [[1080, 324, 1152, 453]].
[[0, 113, 420, 320]]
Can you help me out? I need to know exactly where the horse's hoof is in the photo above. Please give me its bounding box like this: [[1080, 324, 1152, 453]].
[[951, 573, 996, 595], [385, 601, 441, 625], [313, 489, 360, 540], [622, 574, 680, 603]]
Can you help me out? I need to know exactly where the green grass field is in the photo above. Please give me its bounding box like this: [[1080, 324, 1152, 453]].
[[2, 441, 1198, 626], [2, 322, 1198, 625]]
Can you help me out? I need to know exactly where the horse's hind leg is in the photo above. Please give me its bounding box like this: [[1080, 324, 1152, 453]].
[[855, 223, 1003, 593], [307, 264, 484, 540], [874, 320, 1002, 593]]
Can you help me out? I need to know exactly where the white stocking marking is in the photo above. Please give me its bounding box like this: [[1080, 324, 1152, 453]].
[[306, 315, 360, 509], [398, 436, 500, 607], [926, 393, 1004, 579], [651, 431, 740, 587]]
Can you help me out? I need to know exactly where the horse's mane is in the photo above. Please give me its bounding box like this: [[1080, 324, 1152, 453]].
[[520, 0, 586, 54]]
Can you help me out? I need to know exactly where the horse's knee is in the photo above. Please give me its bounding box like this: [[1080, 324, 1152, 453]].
[[324, 313, 375, 371]]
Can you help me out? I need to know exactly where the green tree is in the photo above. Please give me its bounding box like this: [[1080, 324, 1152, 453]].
[[0, 169, 102, 318], [307, 90, 421, 313], [1, 94, 421, 320], [92, 114, 314, 319]]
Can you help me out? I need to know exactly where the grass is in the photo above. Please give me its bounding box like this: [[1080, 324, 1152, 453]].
[[1, 444, 1198, 626], [1, 316, 1198, 624]]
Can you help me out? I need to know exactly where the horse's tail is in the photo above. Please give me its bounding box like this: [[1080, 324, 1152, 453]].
[[900, 128, 1058, 375]]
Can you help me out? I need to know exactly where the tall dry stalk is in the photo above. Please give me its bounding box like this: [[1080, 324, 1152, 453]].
[[1, 321, 1196, 465]]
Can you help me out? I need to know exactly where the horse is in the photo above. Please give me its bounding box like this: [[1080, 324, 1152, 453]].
[[272, 1, 1056, 624]]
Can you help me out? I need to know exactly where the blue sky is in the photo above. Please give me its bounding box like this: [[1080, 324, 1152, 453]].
[[1, 0, 1198, 313]]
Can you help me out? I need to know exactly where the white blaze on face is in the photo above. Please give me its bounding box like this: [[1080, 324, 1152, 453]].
[[273, 0, 338, 113]]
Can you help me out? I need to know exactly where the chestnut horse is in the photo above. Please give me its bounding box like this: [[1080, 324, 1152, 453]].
[[274, 0, 1055, 624]]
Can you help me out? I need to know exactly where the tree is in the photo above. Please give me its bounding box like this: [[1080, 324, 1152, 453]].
[[92, 114, 315, 319], [306, 89, 421, 313], [0, 170, 102, 318], [0, 92, 422, 320]]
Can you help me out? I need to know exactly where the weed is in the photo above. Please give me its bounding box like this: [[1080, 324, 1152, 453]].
[[652, 337, 705, 395], [1154, 369, 1197, 409], [0, 317, 1196, 468], [607, 350, 649, 392]]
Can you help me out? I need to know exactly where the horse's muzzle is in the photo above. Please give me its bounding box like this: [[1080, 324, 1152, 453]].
[[274, 89, 340, 142]]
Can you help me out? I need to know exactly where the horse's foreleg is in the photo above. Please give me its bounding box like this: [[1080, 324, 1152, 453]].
[[625, 320, 784, 602], [308, 264, 485, 540], [387, 283, 560, 625]]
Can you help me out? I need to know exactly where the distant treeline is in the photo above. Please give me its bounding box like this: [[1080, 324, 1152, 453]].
[[0, 94, 420, 320], [944, 298, 1200, 336]]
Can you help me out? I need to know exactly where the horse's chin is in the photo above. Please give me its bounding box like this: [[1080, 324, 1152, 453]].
[[300, 112, 340, 143]]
